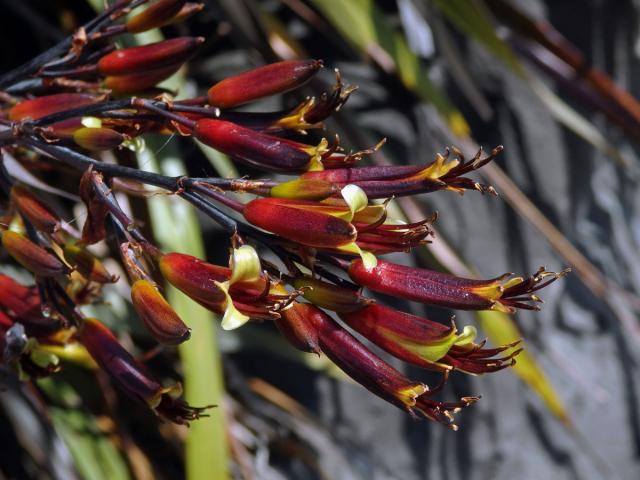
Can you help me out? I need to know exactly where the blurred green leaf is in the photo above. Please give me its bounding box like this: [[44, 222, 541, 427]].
[[476, 310, 569, 423], [431, 0, 523, 74], [139, 139, 229, 480], [308, 0, 470, 136]]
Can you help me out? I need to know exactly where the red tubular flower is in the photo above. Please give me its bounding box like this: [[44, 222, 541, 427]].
[[1, 231, 67, 277], [194, 119, 329, 172], [10, 185, 61, 234], [215, 72, 357, 134], [98, 37, 204, 76], [349, 259, 568, 313], [130, 279, 191, 346], [207, 60, 323, 108], [159, 252, 294, 323], [244, 196, 430, 258], [78, 318, 209, 424], [340, 303, 521, 374], [303, 146, 502, 198], [126, 0, 187, 33], [277, 303, 477, 429], [243, 198, 356, 249]]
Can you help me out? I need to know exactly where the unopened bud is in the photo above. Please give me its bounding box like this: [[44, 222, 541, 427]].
[[98, 37, 204, 76], [126, 0, 186, 33], [207, 60, 323, 108], [10, 185, 60, 234], [1, 230, 66, 277], [131, 279, 191, 346], [73, 127, 124, 151]]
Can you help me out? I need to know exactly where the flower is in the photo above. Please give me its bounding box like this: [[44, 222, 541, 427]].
[[340, 303, 521, 374], [194, 119, 330, 172], [78, 318, 210, 424], [159, 249, 297, 330], [302, 146, 502, 198], [348, 258, 569, 312], [243, 192, 431, 265], [277, 303, 477, 429]]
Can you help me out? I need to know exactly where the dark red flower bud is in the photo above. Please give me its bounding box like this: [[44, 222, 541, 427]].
[[131, 279, 191, 345], [79, 318, 209, 424], [207, 60, 323, 108], [1, 231, 67, 277], [98, 37, 204, 76], [349, 259, 568, 313], [194, 119, 328, 172], [10, 185, 61, 234], [8, 93, 100, 121], [104, 64, 182, 94], [126, 0, 187, 33], [73, 127, 124, 151], [243, 197, 356, 248], [340, 303, 521, 374]]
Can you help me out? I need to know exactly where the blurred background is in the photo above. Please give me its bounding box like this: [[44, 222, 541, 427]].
[[1, 0, 639, 479]]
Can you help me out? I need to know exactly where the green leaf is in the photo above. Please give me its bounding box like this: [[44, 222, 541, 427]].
[[431, 0, 523, 74], [139, 138, 229, 480], [309, 0, 469, 136], [476, 310, 569, 423]]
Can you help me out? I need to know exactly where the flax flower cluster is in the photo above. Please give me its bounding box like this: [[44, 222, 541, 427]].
[[0, 0, 567, 430]]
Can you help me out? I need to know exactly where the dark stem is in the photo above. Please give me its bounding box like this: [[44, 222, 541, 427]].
[[0, 0, 141, 89]]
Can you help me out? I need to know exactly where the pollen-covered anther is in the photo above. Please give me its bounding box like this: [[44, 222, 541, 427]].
[[413, 393, 481, 430], [493, 266, 571, 312], [322, 137, 386, 169], [435, 145, 503, 195]]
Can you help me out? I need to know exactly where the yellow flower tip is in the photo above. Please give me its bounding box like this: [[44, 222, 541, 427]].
[[149, 383, 183, 409], [501, 276, 524, 290], [215, 280, 250, 330], [275, 97, 320, 132], [454, 325, 477, 347], [397, 383, 428, 407], [228, 244, 261, 285], [81, 116, 102, 128], [341, 184, 369, 218], [304, 137, 329, 171], [490, 302, 516, 314], [471, 282, 504, 302]]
